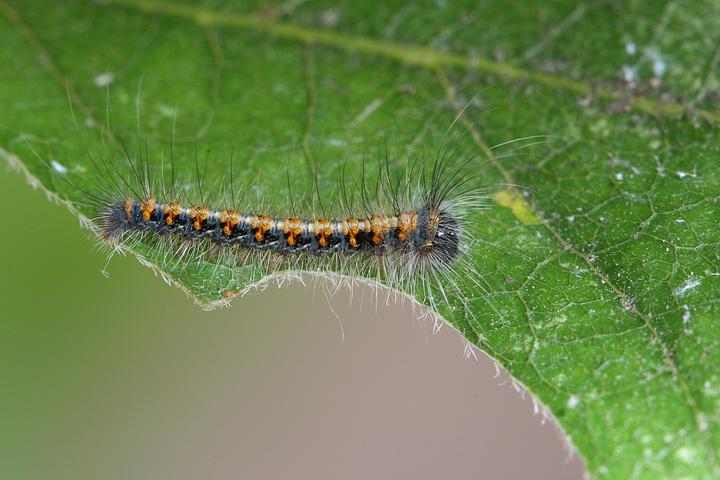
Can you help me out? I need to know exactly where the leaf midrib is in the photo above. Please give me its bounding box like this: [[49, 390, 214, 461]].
[[109, 0, 719, 123]]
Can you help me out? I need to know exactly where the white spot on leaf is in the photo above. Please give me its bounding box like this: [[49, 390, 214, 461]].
[[676, 170, 696, 179], [93, 72, 115, 87], [50, 160, 67, 174], [674, 276, 700, 297]]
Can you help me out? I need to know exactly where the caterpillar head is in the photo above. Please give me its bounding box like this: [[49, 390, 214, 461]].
[[415, 206, 462, 268]]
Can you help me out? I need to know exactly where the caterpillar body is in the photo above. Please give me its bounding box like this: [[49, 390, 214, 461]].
[[107, 198, 461, 268], [61, 131, 488, 318], [33, 100, 518, 322]]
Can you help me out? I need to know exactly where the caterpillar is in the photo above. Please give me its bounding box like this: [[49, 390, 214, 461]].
[[96, 150, 467, 281], [32, 100, 527, 329]]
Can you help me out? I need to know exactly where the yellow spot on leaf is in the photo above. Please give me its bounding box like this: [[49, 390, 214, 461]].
[[494, 190, 541, 224]]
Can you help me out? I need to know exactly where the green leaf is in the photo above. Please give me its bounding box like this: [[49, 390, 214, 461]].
[[2, 0, 719, 478]]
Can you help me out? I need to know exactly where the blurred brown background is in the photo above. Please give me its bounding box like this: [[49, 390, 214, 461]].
[[1, 167, 585, 479]]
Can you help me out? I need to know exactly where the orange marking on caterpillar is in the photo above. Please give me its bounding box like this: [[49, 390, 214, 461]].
[[397, 212, 410, 241], [164, 202, 182, 226], [313, 218, 332, 247], [252, 214, 272, 242], [370, 215, 389, 245], [283, 217, 303, 246], [124, 199, 134, 220], [190, 206, 210, 230], [220, 209, 240, 236], [141, 197, 156, 221], [346, 217, 360, 248], [424, 210, 440, 245]]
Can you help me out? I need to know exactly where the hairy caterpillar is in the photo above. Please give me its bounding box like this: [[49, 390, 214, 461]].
[[93, 147, 471, 283], [32, 99, 528, 328]]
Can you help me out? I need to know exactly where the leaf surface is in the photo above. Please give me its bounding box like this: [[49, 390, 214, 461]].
[[2, 1, 719, 477]]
